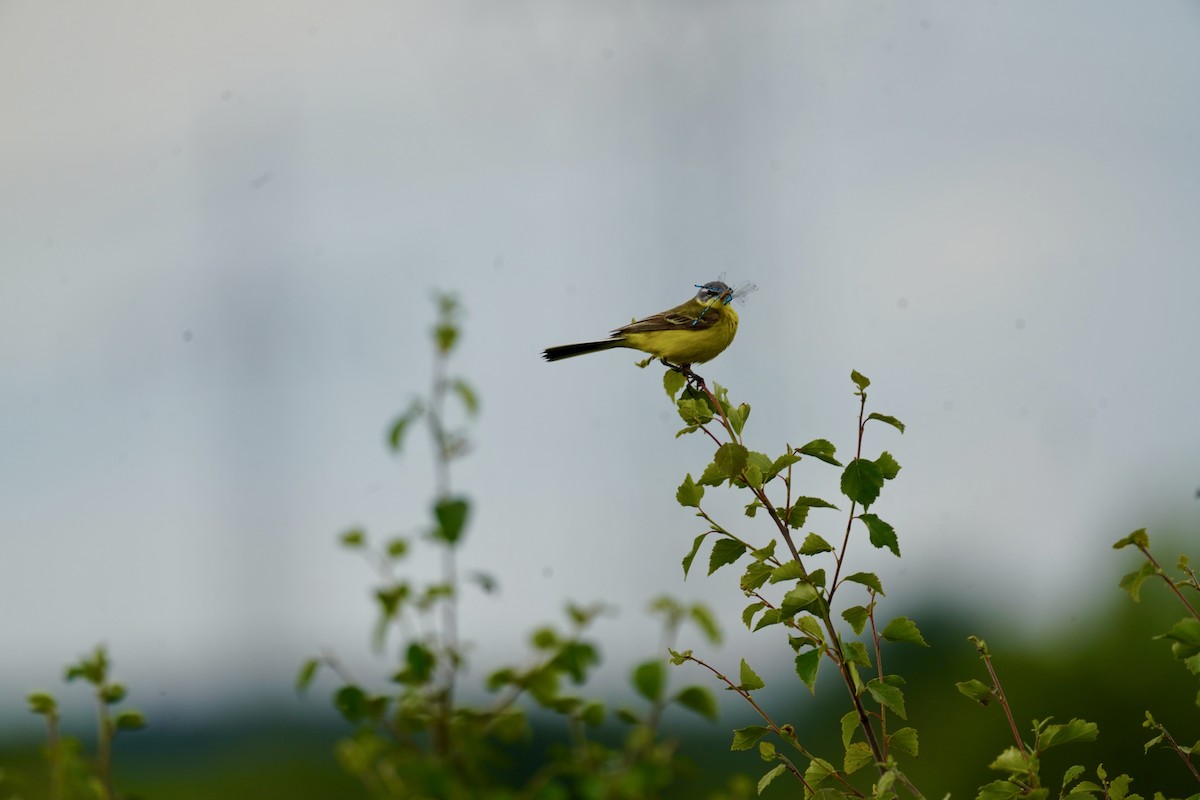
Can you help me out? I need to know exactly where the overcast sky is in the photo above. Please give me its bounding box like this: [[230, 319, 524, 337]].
[[2, 1, 1199, 735]]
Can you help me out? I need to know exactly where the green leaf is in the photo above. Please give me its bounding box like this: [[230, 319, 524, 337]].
[[753, 608, 784, 631], [799, 439, 841, 467], [788, 496, 838, 528], [581, 701, 605, 727], [850, 370, 871, 391], [715, 443, 750, 480], [296, 658, 320, 694], [732, 725, 770, 750], [387, 403, 421, 452], [890, 726, 919, 756], [1040, 718, 1099, 750], [709, 539, 748, 575], [26, 692, 57, 716], [842, 458, 884, 507], [385, 537, 409, 559], [768, 452, 802, 480], [800, 533, 834, 555], [865, 678, 907, 718], [674, 685, 718, 721], [677, 397, 714, 427], [781, 583, 820, 616], [690, 605, 722, 643], [867, 412, 906, 434], [393, 643, 436, 685], [794, 649, 821, 693], [697, 459, 728, 487], [875, 451, 901, 480], [842, 606, 870, 635], [742, 602, 765, 629], [957, 679, 994, 704], [682, 532, 709, 579], [632, 660, 666, 702], [450, 378, 479, 416], [757, 764, 787, 795], [741, 561, 773, 592], [843, 641, 872, 668], [730, 403, 751, 436], [744, 463, 764, 488], [769, 560, 805, 583], [860, 513, 900, 557], [844, 572, 885, 595], [844, 740, 875, 774], [881, 617, 928, 647], [739, 659, 765, 691], [1112, 529, 1150, 550], [1117, 563, 1158, 603], [664, 369, 686, 400], [334, 686, 369, 722], [114, 710, 146, 731], [976, 780, 1024, 800], [840, 710, 859, 747], [433, 497, 470, 544], [1061, 765, 1086, 789], [339, 528, 365, 548], [676, 474, 705, 508], [1156, 618, 1200, 659], [988, 746, 1031, 774]]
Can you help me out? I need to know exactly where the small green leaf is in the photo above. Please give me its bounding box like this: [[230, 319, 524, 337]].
[[744, 463, 764, 488], [387, 403, 421, 452], [781, 583, 819, 616], [840, 710, 859, 747], [581, 701, 605, 727], [844, 572, 885, 595], [1040, 718, 1099, 750], [769, 560, 805, 583], [697, 459, 728, 487], [850, 370, 871, 391], [739, 659, 765, 691], [798, 439, 841, 467], [865, 678, 907, 718], [633, 660, 666, 702], [875, 451, 901, 480], [339, 528, 366, 548], [1113, 563, 1161, 599], [674, 685, 718, 721], [296, 659, 320, 693], [753, 608, 783, 631], [741, 561, 773, 592], [881, 617, 928, 647], [682, 532, 710, 579], [844, 741, 875, 774], [976, 780, 1023, 800], [800, 533, 834, 555], [709, 539, 748, 575], [867, 413, 906, 434], [957, 679, 994, 705], [842, 606, 869, 636], [988, 746, 1031, 774], [730, 403, 751, 436], [768, 452, 802, 479], [26, 692, 57, 716], [842, 459, 884, 507], [843, 641, 872, 667], [433, 497, 470, 544], [664, 369, 686, 400], [794, 649, 821, 693], [450, 379, 479, 416], [715, 442, 750, 480], [890, 726, 919, 756], [676, 474, 705, 508], [690, 604, 722, 643], [786, 505, 808, 529], [860, 513, 900, 557], [1061, 765, 1086, 789], [334, 686, 369, 722], [742, 602, 765, 629], [1113, 529, 1150, 550], [732, 725, 770, 750], [114, 710, 146, 731], [1156, 618, 1200, 659], [758, 764, 787, 794]]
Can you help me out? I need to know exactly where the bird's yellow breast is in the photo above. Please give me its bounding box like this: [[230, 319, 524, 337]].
[[623, 305, 739, 365]]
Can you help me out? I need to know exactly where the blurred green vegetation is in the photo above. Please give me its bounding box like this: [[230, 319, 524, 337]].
[[3, 567, 1195, 799]]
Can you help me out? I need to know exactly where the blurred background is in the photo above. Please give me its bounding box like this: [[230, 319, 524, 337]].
[[2, 1, 1199, 797]]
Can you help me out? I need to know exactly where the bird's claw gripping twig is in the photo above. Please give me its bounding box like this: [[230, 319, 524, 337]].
[[660, 358, 706, 391]]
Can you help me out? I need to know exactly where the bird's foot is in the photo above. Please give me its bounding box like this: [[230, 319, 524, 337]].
[[660, 358, 706, 391]]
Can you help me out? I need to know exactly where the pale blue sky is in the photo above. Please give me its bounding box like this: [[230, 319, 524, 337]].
[[2, 1, 1199, 734]]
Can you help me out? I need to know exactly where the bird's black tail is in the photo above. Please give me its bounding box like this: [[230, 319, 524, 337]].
[[542, 339, 624, 362]]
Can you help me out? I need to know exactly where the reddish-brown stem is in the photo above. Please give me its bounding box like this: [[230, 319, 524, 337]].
[[1139, 545, 1200, 620]]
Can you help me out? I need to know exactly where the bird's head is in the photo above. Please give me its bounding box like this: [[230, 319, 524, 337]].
[[694, 280, 735, 307]]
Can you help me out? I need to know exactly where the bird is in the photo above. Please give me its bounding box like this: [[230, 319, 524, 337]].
[[542, 280, 753, 383]]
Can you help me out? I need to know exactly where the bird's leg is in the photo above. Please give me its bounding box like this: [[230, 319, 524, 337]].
[[660, 358, 706, 391]]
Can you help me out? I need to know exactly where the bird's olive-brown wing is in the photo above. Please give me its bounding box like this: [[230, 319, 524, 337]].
[[611, 302, 717, 335]]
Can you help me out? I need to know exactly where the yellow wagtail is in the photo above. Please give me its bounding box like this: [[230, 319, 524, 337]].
[[542, 280, 754, 384]]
